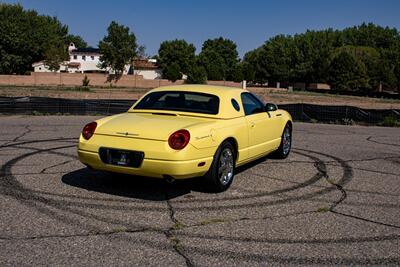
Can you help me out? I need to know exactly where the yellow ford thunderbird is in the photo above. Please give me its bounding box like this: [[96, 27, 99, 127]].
[[78, 85, 292, 191]]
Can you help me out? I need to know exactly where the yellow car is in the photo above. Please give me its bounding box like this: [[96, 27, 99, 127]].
[[78, 85, 292, 191]]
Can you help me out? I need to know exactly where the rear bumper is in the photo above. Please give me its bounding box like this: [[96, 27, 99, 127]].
[[78, 149, 213, 179]]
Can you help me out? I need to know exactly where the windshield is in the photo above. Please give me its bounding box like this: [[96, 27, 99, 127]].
[[133, 91, 220, 115]]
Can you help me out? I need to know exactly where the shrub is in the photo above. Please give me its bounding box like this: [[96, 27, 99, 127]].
[[382, 115, 400, 127], [82, 75, 90, 86], [75, 86, 90, 92], [164, 62, 182, 82], [341, 118, 355, 125], [186, 66, 207, 84]]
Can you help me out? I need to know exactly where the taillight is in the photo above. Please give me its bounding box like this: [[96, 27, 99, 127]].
[[168, 130, 190, 150], [82, 122, 97, 140]]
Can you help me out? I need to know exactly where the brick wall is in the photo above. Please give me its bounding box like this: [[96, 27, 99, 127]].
[[0, 73, 242, 89]]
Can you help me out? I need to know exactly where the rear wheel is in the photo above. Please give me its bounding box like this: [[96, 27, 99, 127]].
[[204, 141, 235, 192], [273, 123, 292, 159]]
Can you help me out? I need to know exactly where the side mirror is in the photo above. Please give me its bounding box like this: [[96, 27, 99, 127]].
[[265, 103, 278, 112]]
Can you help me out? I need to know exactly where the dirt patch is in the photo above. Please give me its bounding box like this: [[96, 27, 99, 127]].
[[0, 85, 399, 109]]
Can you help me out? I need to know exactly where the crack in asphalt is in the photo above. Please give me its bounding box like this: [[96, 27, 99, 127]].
[[165, 189, 194, 267], [184, 210, 317, 229], [1, 134, 399, 265], [1, 125, 31, 147]]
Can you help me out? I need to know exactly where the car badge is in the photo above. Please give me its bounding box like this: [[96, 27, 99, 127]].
[[116, 132, 139, 136]]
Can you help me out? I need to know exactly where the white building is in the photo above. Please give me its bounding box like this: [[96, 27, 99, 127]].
[[32, 61, 56, 72], [132, 59, 162, 79], [32, 43, 162, 79]]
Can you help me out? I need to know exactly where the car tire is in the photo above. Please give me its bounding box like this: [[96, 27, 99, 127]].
[[204, 141, 235, 192], [273, 123, 292, 159]]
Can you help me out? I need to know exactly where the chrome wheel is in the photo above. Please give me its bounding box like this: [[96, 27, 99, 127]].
[[282, 127, 291, 155], [218, 148, 234, 185]]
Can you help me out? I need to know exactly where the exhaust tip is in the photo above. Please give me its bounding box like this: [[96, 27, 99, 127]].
[[85, 164, 93, 170], [163, 175, 175, 184]]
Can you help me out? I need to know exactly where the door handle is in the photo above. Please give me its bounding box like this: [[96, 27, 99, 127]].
[[250, 122, 255, 128]]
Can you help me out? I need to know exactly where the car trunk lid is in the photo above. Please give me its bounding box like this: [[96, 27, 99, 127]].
[[95, 112, 212, 141]]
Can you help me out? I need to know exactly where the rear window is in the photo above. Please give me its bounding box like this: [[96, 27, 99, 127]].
[[133, 91, 220, 115]]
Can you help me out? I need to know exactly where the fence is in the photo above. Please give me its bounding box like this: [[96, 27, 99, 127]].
[[0, 96, 399, 124], [278, 104, 400, 124], [0, 73, 243, 88]]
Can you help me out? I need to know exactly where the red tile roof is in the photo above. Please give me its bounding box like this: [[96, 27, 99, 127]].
[[133, 59, 159, 70], [68, 62, 81, 68]]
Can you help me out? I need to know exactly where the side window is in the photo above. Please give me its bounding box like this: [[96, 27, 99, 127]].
[[231, 99, 240, 111], [241, 93, 264, 116]]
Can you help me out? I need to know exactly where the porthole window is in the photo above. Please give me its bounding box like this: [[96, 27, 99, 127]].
[[231, 99, 240, 111]]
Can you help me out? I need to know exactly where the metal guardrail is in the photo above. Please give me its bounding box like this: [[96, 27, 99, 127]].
[[0, 96, 399, 124]]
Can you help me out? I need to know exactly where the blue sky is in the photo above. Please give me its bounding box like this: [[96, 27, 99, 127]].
[[4, 0, 400, 57]]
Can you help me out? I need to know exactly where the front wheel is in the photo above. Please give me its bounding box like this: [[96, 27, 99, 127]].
[[204, 141, 235, 192], [273, 123, 292, 159]]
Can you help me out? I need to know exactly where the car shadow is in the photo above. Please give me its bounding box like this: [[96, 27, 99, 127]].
[[62, 156, 271, 201], [61, 167, 211, 201]]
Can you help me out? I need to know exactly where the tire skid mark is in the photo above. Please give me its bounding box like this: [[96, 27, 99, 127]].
[[366, 136, 400, 147], [1, 136, 399, 265], [0, 227, 154, 241], [0, 145, 105, 231], [331, 210, 400, 229], [1, 226, 399, 265], [171, 150, 327, 204], [301, 148, 400, 229], [40, 160, 75, 174], [0, 137, 76, 149], [1, 156, 164, 236], [1, 139, 351, 212], [175, 231, 400, 245], [262, 155, 400, 165], [0, 138, 335, 266]]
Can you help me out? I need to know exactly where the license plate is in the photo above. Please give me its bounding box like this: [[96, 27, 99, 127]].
[[99, 148, 144, 168], [116, 152, 128, 166]]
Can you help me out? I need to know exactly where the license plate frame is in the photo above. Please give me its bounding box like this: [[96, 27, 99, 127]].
[[99, 147, 144, 168]]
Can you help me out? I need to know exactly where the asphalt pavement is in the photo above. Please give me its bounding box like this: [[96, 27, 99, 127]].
[[0, 115, 399, 266]]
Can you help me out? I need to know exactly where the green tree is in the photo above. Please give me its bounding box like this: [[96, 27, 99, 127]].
[[261, 35, 294, 83], [242, 48, 270, 84], [164, 62, 182, 82], [228, 64, 244, 83], [328, 51, 369, 91], [201, 52, 225, 80], [136, 45, 147, 59], [158, 39, 196, 78], [198, 37, 239, 81], [44, 43, 67, 71], [99, 21, 137, 76], [186, 65, 207, 84], [0, 3, 70, 74], [242, 23, 400, 93]]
